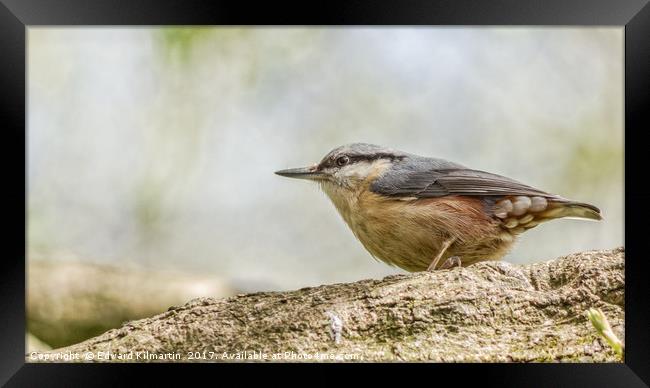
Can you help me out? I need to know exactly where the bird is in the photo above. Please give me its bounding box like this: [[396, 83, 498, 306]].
[[275, 143, 602, 272]]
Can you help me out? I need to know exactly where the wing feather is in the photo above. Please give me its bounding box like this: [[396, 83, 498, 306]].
[[371, 168, 558, 199]]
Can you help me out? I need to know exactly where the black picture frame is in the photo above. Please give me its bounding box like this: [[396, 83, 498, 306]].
[[1, 0, 648, 385]]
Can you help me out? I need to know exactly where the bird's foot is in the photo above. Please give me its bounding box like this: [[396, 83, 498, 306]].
[[426, 237, 457, 271], [426, 256, 462, 271], [439, 256, 462, 270]]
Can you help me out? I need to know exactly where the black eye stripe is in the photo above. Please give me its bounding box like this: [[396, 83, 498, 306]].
[[319, 153, 402, 169], [347, 153, 401, 164]]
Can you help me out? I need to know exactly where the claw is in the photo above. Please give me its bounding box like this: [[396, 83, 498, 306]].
[[439, 256, 462, 270], [426, 237, 457, 271]]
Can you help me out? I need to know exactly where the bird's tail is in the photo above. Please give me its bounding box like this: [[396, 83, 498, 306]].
[[539, 200, 602, 221]]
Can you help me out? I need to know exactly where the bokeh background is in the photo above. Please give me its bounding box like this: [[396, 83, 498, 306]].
[[27, 28, 623, 348]]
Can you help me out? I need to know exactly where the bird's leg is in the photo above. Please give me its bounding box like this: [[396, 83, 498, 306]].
[[427, 236, 456, 271], [439, 256, 462, 270]]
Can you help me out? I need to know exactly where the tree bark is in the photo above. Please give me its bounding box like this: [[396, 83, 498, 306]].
[[31, 247, 624, 362]]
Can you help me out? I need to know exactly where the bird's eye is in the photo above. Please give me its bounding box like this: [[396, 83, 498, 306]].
[[336, 156, 350, 167]]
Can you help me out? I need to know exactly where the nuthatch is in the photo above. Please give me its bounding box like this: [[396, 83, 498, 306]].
[[275, 143, 602, 272]]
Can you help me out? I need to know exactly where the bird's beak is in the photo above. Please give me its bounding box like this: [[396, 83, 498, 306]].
[[275, 164, 327, 180]]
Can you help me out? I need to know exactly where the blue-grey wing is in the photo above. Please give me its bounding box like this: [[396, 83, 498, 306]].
[[371, 167, 556, 199]]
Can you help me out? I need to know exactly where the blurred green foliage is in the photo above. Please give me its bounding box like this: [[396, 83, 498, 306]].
[[156, 27, 253, 65], [157, 27, 212, 63]]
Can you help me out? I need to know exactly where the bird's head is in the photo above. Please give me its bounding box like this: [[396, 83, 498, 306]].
[[275, 143, 404, 193]]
